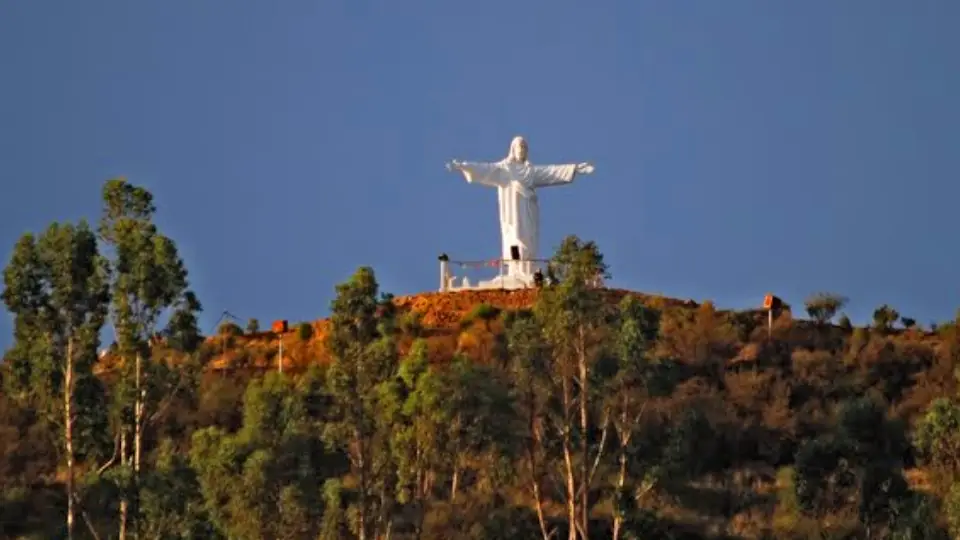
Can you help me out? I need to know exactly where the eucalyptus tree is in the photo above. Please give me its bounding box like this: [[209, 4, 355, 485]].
[[2, 221, 110, 539], [97, 177, 201, 537], [190, 372, 323, 540], [608, 295, 660, 540], [323, 267, 400, 540], [533, 236, 612, 540]]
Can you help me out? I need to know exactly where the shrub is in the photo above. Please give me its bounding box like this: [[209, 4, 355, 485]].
[[873, 305, 900, 332], [399, 311, 424, 337], [218, 322, 243, 337], [298, 322, 314, 341], [804, 293, 848, 325], [460, 303, 501, 330], [837, 314, 852, 331]]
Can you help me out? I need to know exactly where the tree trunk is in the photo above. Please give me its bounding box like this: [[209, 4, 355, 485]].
[[377, 481, 393, 540], [532, 477, 550, 540], [450, 467, 459, 504], [65, 337, 76, 540], [562, 371, 578, 540], [450, 416, 462, 503], [133, 350, 144, 539], [577, 327, 589, 539], [412, 454, 426, 540], [526, 392, 551, 540], [119, 428, 128, 540], [134, 351, 143, 475], [355, 427, 368, 540], [563, 438, 577, 540], [612, 439, 628, 540]]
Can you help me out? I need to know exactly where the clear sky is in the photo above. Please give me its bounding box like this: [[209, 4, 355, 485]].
[[1, 1, 958, 349]]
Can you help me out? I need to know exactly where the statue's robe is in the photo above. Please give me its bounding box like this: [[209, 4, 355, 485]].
[[455, 159, 580, 277]]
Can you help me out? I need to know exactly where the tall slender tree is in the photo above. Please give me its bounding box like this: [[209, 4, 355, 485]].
[[534, 235, 612, 540], [504, 309, 555, 540], [323, 267, 399, 540], [97, 177, 201, 537], [608, 295, 660, 540], [2, 222, 110, 539]]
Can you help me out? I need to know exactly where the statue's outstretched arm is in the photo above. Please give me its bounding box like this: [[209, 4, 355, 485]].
[[531, 162, 593, 188], [447, 160, 505, 188]]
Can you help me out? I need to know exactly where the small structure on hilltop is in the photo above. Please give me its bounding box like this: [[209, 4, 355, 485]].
[[442, 136, 595, 291]]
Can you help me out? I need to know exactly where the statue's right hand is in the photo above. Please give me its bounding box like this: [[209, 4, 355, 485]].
[[446, 160, 462, 172]]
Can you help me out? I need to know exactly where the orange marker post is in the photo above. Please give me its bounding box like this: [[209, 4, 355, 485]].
[[763, 294, 782, 338]]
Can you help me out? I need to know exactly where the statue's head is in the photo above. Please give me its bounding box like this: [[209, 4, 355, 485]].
[[508, 136, 529, 163]]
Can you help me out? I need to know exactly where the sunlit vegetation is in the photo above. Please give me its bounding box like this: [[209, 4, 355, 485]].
[[4, 180, 960, 538]]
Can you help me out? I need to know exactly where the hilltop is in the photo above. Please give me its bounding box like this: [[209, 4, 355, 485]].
[[190, 288, 719, 371], [175, 285, 957, 537]]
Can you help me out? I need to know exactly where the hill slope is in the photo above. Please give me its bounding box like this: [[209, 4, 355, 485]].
[[197, 289, 708, 371], [81, 287, 957, 538]]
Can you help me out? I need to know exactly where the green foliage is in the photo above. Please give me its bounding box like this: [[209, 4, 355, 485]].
[[218, 322, 243, 337], [189, 372, 327, 539], [96, 177, 203, 537], [398, 310, 424, 337], [323, 267, 399, 540], [245, 318, 259, 334], [805, 292, 848, 325], [460, 303, 501, 330], [1, 220, 111, 538], [944, 483, 960, 539], [914, 398, 960, 481], [838, 313, 853, 331], [791, 396, 913, 536], [139, 439, 219, 539], [873, 304, 901, 332], [888, 491, 949, 539], [12, 198, 960, 539], [297, 321, 313, 341]]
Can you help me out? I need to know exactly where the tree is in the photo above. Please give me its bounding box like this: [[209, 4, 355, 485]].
[[873, 305, 900, 332], [298, 322, 313, 341], [190, 373, 325, 539], [608, 295, 660, 540], [97, 177, 202, 538], [804, 293, 848, 325], [2, 222, 110, 539], [323, 267, 399, 540], [138, 439, 219, 539], [389, 340, 518, 537], [390, 340, 439, 538], [245, 318, 260, 334], [838, 314, 853, 331], [504, 307, 555, 540], [533, 235, 611, 540], [914, 380, 960, 489], [793, 397, 911, 536]]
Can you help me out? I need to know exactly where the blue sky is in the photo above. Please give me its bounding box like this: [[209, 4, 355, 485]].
[[1, 1, 958, 348]]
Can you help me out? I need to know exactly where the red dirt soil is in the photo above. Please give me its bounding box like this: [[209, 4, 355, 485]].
[[93, 288, 738, 373]]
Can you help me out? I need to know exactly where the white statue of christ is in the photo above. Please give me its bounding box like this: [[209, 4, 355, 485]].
[[446, 136, 594, 284]]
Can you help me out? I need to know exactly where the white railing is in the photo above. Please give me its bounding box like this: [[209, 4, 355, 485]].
[[437, 254, 551, 292]]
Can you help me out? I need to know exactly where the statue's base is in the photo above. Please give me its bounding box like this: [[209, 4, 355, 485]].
[[477, 273, 533, 290], [444, 272, 534, 292]]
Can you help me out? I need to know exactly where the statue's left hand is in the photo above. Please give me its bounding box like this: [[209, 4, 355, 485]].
[[576, 162, 595, 175]]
